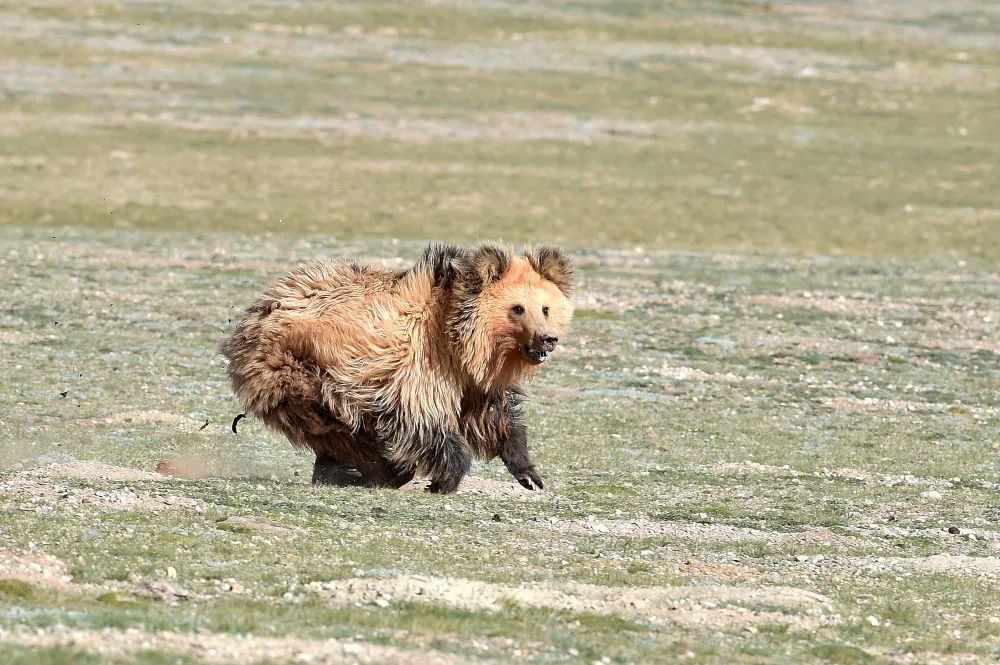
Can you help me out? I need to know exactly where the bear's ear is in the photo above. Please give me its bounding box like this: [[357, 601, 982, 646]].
[[420, 243, 465, 285], [524, 246, 574, 296], [455, 243, 511, 288]]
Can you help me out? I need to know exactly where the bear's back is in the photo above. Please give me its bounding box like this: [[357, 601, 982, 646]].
[[261, 259, 446, 376]]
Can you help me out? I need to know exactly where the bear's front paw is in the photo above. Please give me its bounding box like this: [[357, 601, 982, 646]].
[[513, 468, 544, 491]]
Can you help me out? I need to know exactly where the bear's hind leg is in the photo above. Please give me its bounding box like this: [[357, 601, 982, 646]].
[[421, 430, 472, 494], [384, 460, 415, 488], [265, 399, 413, 489], [312, 449, 414, 489]]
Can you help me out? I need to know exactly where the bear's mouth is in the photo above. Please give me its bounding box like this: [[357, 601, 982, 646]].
[[523, 346, 549, 364]]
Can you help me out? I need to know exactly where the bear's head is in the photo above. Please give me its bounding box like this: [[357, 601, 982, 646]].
[[449, 243, 574, 389]]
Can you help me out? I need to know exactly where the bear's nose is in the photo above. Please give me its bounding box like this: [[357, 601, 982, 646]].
[[541, 334, 559, 346]]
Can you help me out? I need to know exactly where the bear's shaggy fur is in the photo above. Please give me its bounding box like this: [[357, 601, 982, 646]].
[[220, 242, 574, 493]]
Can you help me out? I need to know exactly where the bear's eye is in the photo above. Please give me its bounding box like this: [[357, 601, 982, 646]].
[[511, 304, 525, 316], [542, 306, 550, 318]]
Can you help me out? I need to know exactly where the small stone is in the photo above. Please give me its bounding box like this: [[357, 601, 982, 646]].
[[166, 566, 177, 579], [373, 598, 390, 608], [492, 513, 502, 522], [227, 581, 245, 594], [371, 506, 388, 518], [948, 526, 960, 535], [865, 615, 881, 627], [592, 524, 610, 534], [696, 336, 737, 348], [920, 490, 943, 501]]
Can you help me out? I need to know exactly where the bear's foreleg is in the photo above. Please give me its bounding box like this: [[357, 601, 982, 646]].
[[497, 410, 543, 491]]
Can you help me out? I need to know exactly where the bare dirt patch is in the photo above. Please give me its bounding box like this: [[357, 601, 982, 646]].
[[25, 460, 168, 482], [219, 516, 306, 538], [0, 549, 74, 591], [401, 475, 549, 501], [156, 456, 217, 480], [304, 575, 834, 631], [856, 554, 1000, 579], [705, 461, 802, 477], [823, 396, 946, 413], [656, 364, 781, 388], [1, 465, 204, 513], [0, 331, 42, 344], [677, 559, 761, 582], [849, 524, 1000, 547], [0, 627, 471, 665]]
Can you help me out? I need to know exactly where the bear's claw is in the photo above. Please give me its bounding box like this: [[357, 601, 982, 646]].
[[515, 469, 544, 491]]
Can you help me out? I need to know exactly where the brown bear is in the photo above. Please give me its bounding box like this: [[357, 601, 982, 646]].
[[220, 242, 574, 493]]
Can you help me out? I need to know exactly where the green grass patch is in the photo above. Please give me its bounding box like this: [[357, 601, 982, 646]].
[[0, 579, 35, 600], [811, 643, 877, 664]]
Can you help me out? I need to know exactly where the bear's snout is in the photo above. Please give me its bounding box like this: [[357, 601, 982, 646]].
[[522, 332, 559, 364]]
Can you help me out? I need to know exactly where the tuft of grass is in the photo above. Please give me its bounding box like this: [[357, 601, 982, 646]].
[[812, 643, 876, 664], [96, 592, 140, 607], [215, 522, 253, 535], [0, 579, 35, 600]]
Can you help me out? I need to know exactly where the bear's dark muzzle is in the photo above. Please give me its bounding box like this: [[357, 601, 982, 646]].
[[524, 334, 559, 363]]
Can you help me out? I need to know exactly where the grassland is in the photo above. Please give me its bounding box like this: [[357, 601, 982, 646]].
[[1, 1, 999, 664]]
